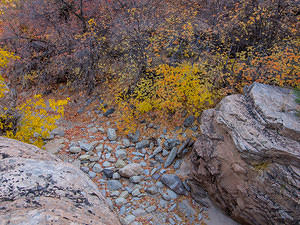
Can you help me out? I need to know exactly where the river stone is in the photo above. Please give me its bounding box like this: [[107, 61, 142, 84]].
[[164, 147, 177, 168], [119, 163, 143, 178], [107, 180, 122, 191], [161, 174, 187, 195], [107, 128, 117, 141]]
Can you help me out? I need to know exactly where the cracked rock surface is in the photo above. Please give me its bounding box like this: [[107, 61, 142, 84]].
[[191, 83, 300, 225], [0, 137, 120, 225]]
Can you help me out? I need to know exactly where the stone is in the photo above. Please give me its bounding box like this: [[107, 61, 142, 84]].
[[79, 154, 90, 161], [183, 115, 195, 127], [130, 175, 143, 184], [110, 191, 120, 197], [92, 163, 103, 173], [120, 191, 129, 199], [132, 208, 146, 217], [103, 169, 114, 179], [80, 166, 89, 173], [136, 140, 150, 149], [122, 138, 131, 147], [107, 180, 122, 191], [176, 138, 191, 158], [166, 189, 178, 199], [0, 137, 120, 225], [50, 128, 65, 137], [113, 172, 120, 179], [107, 128, 117, 141], [115, 149, 127, 159], [162, 149, 169, 157], [146, 205, 157, 213], [173, 159, 182, 170], [103, 161, 112, 167], [145, 186, 159, 195], [88, 127, 98, 133], [178, 200, 196, 221], [128, 130, 140, 143], [164, 147, 177, 168], [43, 138, 65, 154], [160, 174, 187, 195], [69, 146, 81, 153], [104, 108, 115, 117], [79, 141, 94, 152], [119, 163, 143, 178], [115, 197, 127, 206], [163, 138, 180, 150], [88, 171, 97, 178], [115, 159, 126, 168], [120, 215, 136, 225], [131, 189, 141, 197], [191, 83, 300, 225]]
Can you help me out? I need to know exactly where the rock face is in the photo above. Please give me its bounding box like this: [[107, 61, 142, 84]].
[[0, 137, 120, 225], [191, 83, 300, 225]]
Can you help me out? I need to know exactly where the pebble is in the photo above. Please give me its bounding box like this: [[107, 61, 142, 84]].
[[132, 208, 146, 217], [92, 163, 103, 173], [115, 159, 126, 168], [146, 205, 157, 213], [164, 147, 177, 168], [88, 171, 96, 178], [103, 161, 112, 167], [107, 128, 117, 141], [80, 166, 89, 173], [110, 191, 120, 197], [120, 215, 135, 225], [130, 176, 143, 184], [145, 186, 159, 195], [135, 140, 150, 149], [120, 191, 129, 199], [115, 149, 127, 159], [113, 172, 120, 179], [103, 169, 114, 179], [115, 197, 127, 206], [69, 146, 81, 153]]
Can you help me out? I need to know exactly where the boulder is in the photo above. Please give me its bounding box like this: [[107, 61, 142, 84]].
[[0, 137, 120, 225], [191, 83, 300, 225]]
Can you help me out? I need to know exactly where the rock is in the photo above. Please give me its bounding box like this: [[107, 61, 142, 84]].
[[92, 163, 103, 173], [103, 169, 114, 179], [103, 161, 112, 167], [80, 166, 89, 173], [107, 180, 122, 191], [0, 137, 120, 225], [119, 163, 143, 178], [120, 191, 129, 199], [79, 141, 94, 152], [115, 159, 126, 168], [163, 138, 180, 150], [164, 147, 177, 168], [166, 189, 178, 199], [145, 186, 159, 195], [104, 108, 115, 117], [173, 159, 182, 170], [43, 138, 65, 154], [120, 215, 136, 225], [183, 115, 195, 127], [177, 138, 191, 158], [69, 146, 81, 153], [50, 128, 65, 137], [113, 172, 120, 179], [115, 149, 127, 159], [128, 130, 140, 143], [130, 175, 143, 184], [162, 149, 169, 157], [135, 140, 150, 149], [151, 146, 163, 157], [88, 127, 98, 133], [88, 171, 97, 178], [161, 174, 187, 195], [132, 208, 146, 217], [107, 128, 117, 141], [131, 188, 141, 197], [79, 154, 90, 161], [146, 205, 157, 213], [115, 197, 127, 206], [110, 191, 120, 197], [178, 200, 196, 221], [191, 83, 300, 225], [122, 138, 131, 147]]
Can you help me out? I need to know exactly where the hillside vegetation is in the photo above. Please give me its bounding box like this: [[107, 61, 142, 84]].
[[0, 0, 299, 144]]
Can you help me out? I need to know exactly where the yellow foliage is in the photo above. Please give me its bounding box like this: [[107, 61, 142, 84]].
[[115, 62, 219, 134], [5, 95, 69, 148]]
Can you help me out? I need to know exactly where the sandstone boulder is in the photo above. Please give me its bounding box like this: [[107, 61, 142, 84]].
[[0, 137, 120, 225], [191, 83, 300, 225]]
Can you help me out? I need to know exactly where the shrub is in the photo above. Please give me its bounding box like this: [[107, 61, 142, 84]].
[[116, 62, 220, 133]]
